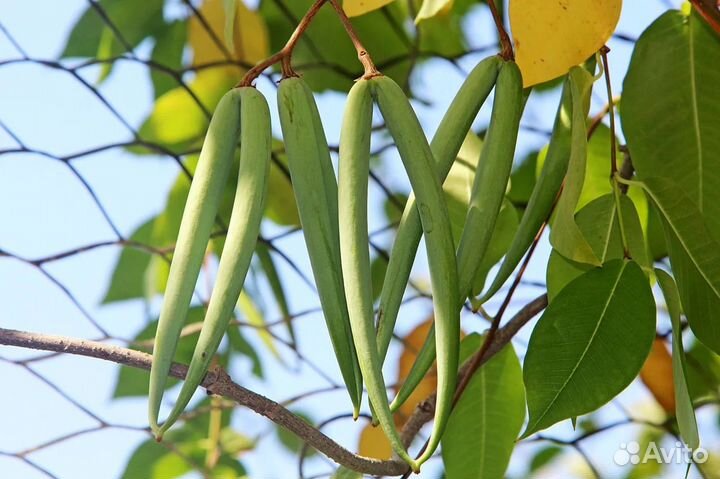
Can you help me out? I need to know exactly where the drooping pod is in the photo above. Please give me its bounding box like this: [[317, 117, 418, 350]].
[[277, 76, 363, 416], [149, 88, 244, 437], [478, 67, 591, 304], [337, 79, 416, 468], [455, 60, 524, 298], [370, 75, 460, 469], [389, 60, 525, 415], [157, 87, 272, 436], [376, 55, 502, 364]]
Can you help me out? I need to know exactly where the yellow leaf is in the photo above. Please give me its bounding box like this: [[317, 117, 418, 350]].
[[358, 423, 393, 460], [510, 0, 621, 86], [639, 338, 675, 414], [344, 0, 395, 17], [415, 0, 453, 23], [190, 0, 269, 69]]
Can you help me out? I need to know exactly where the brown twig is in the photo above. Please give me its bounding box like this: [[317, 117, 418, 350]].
[[239, 0, 328, 86], [327, 0, 380, 78], [690, 0, 720, 36], [487, 0, 514, 60], [586, 95, 620, 140], [0, 295, 547, 476], [0, 327, 407, 476], [239, 0, 381, 86]]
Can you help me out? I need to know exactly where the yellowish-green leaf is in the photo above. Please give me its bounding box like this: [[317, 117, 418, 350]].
[[510, 0, 621, 86], [415, 0, 453, 22], [238, 291, 281, 361], [223, 0, 239, 54], [344, 0, 395, 17], [137, 69, 237, 152], [189, 0, 268, 69], [656, 269, 700, 450], [549, 67, 599, 265]]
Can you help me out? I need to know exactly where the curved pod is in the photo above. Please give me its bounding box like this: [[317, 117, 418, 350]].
[[149, 88, 244, 436], [370, 75, 460, 468], [158, 87, 272, 435], [277, 77, 363, 415]]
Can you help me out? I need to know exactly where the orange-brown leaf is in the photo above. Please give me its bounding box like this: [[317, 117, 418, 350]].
[[640, 338, 675, 414]]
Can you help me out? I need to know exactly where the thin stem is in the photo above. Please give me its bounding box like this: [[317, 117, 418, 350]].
[[459, 221, 545, 396], [690, 0, 720, 36], [487, 0, 514, 60], [239, 0, 328, 86], [404, 226, 546, 475], [600, 47, 617, 177], [327, 0, 380, 78], [601, 46, 630, 258]]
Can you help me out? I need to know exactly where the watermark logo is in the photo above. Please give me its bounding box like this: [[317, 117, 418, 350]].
[[613, 441, 708, 466]]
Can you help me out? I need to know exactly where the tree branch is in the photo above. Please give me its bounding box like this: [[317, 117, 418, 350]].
[[0, 294, 546, 475]]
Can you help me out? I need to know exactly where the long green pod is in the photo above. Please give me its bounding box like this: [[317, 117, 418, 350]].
[[158, 87, 271, 435], [455, 60, 524, 299], [371, 75, 460, 469], [477, 73, 576, 304], [277, 77, 363, 415], [338, 80, 415, 467], [376, 56, 502, 364], [148, 89, 242, 436], [390, 60, 524, 415]]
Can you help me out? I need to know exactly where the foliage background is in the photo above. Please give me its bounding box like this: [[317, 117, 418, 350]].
[[0, 0, 718, 477]]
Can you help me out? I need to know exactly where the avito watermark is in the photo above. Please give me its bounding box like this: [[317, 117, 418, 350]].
[[614, 441, 708, 466]]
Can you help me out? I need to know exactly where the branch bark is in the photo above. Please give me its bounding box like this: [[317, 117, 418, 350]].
[[0, 294, 546, 476]]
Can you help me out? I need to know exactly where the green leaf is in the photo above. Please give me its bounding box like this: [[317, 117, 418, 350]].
[[121, 401, 246, 478], [523, 260, 656, 436], [656, 269, 699, 450], [549, 67, 600, 265], [103, 218, 156, 303], [547, 194, 649, 300], [332, 467, 361, 479], [622, 9, 720, 240], [62, 7, 103, 58], [121, 436, 192, 479], [62, 0, 165, 77], [528, 445, 563, 473], [227, 326, 263, 378], [641, 177, 720, 353], [685, 339, 720, 401], [442, 334, 525, 479], [150, 21, 187, 98], [256, 243, 295, 345], [370, 255, 388, 301], [507, 150, 539, 209]]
